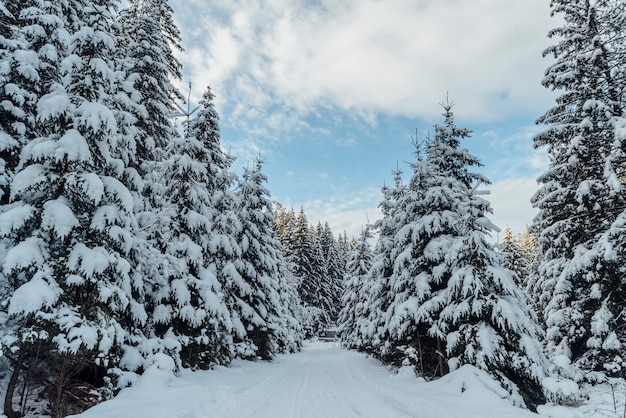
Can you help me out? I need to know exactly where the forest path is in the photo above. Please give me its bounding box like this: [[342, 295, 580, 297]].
[[74, 341, 539, 418]]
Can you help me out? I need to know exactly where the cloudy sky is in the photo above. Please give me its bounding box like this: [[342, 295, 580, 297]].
[[170, 0, 559, 240]]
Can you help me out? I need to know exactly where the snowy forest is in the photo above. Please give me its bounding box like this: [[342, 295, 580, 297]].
[[1, 0, 626, 416]]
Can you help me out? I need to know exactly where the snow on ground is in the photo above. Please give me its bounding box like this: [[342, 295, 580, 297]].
[[72, 341, 619, 418]]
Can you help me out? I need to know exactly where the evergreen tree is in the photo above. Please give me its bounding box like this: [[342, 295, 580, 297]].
[[185, 86, 237, 366], [289, 209, 325, 334], [516, 228, 543, 313], [0, 0, 68, 204], [108, 0, 187, 378], [379, 143, 448, 376], [319, 222, 345, 323], [425, 102, 546, 408], [338, 225, 373, 349], [531, 0, 626, 381], [308, 224, 334, 321], [234, 159, 301, 359], [117, 0, 182, 164], [0, 7, 69, 412], [357, 168, 406, 354], [368, 103, 548, 408], [273, 202, 296, 244], [149, 88, 233, 370], [1, 0, 146, 414], [500, 227, 529, 288]]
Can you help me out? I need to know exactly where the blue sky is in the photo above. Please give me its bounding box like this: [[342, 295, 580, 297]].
[[170, 0, 559, 240]]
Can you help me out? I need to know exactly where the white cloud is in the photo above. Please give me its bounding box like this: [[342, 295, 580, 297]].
[[487, 176, 540, 241], [173, 0, 558, 132], [477, 124, 550, 181]]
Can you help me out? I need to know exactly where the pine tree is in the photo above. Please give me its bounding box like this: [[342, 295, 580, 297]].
[[183, 86, 237, 366], [234, 159, 301, 359], [338, 225, 373, 349], [531, 0, 626, 381], [1, 0, 146, 414], [424, 102, 547, 408], [358, 168, 406, 355], [148, 88, 233, 370], [379, 143, 448, 375]]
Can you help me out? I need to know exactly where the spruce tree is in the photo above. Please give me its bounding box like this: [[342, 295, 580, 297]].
[[338, 225, 373, 349], [531, 0, 626, 381], [379, 143, 447, 375], [369, 103, 548, 408], [358, 168, 406, 355], [1, 0, 146, 414], [0, 0, 68, 204], [425, 102, 546, 408], [106, 0, 187, 377], [319, 223, 345, 323], [308, 224, 334, 322], [149, 88, 233, 370], [184, 86, 237, 366], [500, 227, 530, 289], [234, 159, 301, 358], [289, 209, 325, 335]]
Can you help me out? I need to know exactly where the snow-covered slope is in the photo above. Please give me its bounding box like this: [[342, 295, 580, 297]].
[[72, 341, 549, 418]]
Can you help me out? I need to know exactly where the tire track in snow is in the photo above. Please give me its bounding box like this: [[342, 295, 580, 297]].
[[342, 351, 443, 418], [294, 343, 416, 418], [334, 349, 417, 418], [232, 347, 315, 418]]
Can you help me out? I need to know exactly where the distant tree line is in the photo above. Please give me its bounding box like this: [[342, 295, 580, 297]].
[[274, 204, 349, 336]]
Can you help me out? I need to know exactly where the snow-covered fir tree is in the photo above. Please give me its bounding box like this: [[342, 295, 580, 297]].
[[107, 0, 190, 379], [180, 85, 239, 366], [500, 227, 531, 289], [307, 224, 336, 322], [360, 102, 548, 409], [357, 168, 406, 355], [508, 227, 545, 313], [234, 158, 301, 358], [0, 0, 307, 414], [147, 86, 233, 370], [0, 5, 70, 411], [117, 0, 182, 163], [378, 143, 448, 376], [289, 209, 326, 335], [531, 0, 626, 382], [273, 202, 296, 244], [0, 0, 149, 415], [274, 205, 345, 336], [317, 222, 345, 323], [425, 103, 547, 408], [338, 225, 373, 349]]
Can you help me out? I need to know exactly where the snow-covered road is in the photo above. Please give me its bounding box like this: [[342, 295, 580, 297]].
[[75, 341, 543, 418]]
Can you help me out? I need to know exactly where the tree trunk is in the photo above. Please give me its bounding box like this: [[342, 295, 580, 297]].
[[4, 345, 27, 418]]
